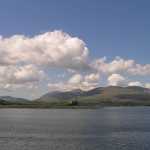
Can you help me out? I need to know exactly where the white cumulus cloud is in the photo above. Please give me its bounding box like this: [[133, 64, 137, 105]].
[[107, 74, 126, 86], [0, 30, 150, 98], [0, 65, 45, 90], [145, 83, 150, 89], [92, 57, 150, 76], [128, 81, 143, 87], [48, 72, 100, 92], [0, 30, 90, 70]]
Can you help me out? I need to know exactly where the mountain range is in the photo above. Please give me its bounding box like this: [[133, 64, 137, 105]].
[[0, 86, 150, 107], [36, 86, 150, 106]]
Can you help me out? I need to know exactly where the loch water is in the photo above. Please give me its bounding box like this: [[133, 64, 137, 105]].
[[0, 107, 149, 150]]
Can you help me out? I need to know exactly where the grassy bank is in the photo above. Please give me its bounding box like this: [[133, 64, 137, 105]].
[[0, 100, 150, 108]]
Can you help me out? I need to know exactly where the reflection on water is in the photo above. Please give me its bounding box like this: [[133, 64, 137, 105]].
[[0, 107, 150, 150]]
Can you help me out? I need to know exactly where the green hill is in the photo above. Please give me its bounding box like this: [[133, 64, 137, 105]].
[[36, 86, 150, 106]]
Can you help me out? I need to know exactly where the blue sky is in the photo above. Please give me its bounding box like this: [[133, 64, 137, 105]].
[[0, 0, 150, 98], [1, 0, 150, 63]]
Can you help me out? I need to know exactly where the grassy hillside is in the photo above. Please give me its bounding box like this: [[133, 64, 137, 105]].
[[35, 86, 150, 107], [0, 86, 150, 108]]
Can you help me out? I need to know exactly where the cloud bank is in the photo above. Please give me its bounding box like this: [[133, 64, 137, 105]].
[[0, 30, 149, 98], [0, 30, 89, 70]]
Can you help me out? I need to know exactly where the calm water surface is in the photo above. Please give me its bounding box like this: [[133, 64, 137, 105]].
[[0, 107, 150, 150]]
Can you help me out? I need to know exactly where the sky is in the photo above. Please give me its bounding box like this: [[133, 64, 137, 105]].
[[0, 0, 150, 99]]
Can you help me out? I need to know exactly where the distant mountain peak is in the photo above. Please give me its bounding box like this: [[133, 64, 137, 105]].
[[0, 96, 29, 102], [36, 86, 150, 103]]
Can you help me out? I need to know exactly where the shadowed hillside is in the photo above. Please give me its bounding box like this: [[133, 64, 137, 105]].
[[36, 86, 150, 106], [0, 86, 150, 108]]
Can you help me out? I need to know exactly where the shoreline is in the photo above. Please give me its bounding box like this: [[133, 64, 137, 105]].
[[0, 104, 150, 109]]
